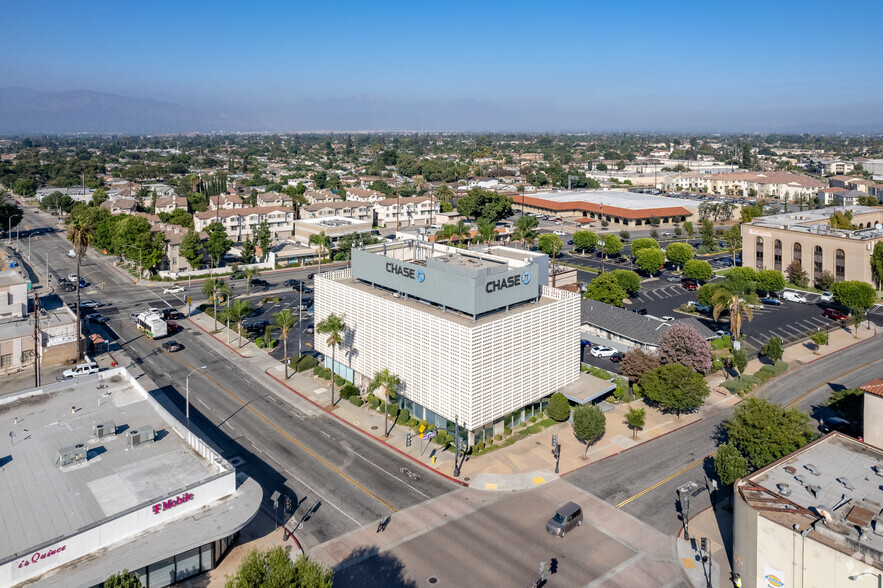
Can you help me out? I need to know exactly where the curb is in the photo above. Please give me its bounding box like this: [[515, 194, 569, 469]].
[[264, 370, 469, 488]]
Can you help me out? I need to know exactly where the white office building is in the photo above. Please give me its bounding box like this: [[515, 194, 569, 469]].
[[314, 240, 581, 441]]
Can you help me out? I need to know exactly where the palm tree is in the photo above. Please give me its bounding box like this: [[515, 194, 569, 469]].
[[243, 267, 260, 295], [368, 368, 402, 436], [274, 309, 296, 377], [67, 218, 94, 361], [202, 278, 231, 331], [413, 175, 426, 194], [711, 278, 759, 340], [475, 218, 496, 246], [452, 219, 471, 248], [229, 299, 254, 348], [513, 214, 539, 249], [316, 312, 346, 406], [308, 231, 330, 276], [435, 184, 454, 207]]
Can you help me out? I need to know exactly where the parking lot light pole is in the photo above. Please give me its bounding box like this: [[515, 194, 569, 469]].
[[185, 366, 206, 431]]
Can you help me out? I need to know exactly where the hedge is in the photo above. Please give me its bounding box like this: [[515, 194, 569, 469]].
[[396, 408, 411, 424], [349, 396, 363, 407], [296, 355, 318, 372]]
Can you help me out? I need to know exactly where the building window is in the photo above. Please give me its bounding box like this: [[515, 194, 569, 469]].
[[774, 239, 782, 271], [835, 249, 845, 281], [755, 237, 764, 270], [814, 245, 823, 279], [793, 242, 802, 266]]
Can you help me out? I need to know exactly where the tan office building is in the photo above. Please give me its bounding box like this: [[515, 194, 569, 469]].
[[741, 207, 883, 286]]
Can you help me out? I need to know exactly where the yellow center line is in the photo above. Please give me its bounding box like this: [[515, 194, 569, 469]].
[[616, 354, 882, 509], [124, 322, 398, 513]]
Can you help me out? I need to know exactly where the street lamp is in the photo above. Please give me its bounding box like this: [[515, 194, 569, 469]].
[[124, 244, 143, 285], [850, 572, 882, 588], [185, 366, 206, 430]]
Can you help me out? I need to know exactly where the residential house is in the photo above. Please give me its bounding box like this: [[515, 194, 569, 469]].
[[373, 195, 440, 228], [300, 200, 374, 223], [818, 186, 847, 205], [209, 194, 244, 210], [256, 191, 292, 207], [344, 188, 385, 202], [663, 171, 824, 200], [303, 189, 342, 205], [154, 224, 208, 273], [100, 198, 137, 215], [154, 195, 189, 214], [194, 206, 295, 242]]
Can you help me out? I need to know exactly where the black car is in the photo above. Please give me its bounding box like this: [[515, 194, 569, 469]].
[[610, 351, 625, 363], [251, 278, 269, 288], [819, 416, 859, 437], [307, 273, 316, 280], [160, 309, 183, 321], [632, 307, 648, 315], [245, 320, 270, 334], [305, 323, 315, 334], [283, 279, 300, 287]]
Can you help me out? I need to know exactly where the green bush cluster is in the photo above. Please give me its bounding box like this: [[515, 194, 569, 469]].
[[710, 336, 732, 350], [294, 355, 318, 372], [396, 408, 411, 424], [339, 384, 359, 400], [349, 396, 363, 407], [368, 394, 381, 409], [312, 366, 333, 379], [721, 361, 788, 396]]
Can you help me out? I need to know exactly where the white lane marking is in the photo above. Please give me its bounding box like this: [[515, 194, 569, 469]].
[[197, 398, 211, 410], [352, 451, 429, 498], [282, 468, 361, 525]]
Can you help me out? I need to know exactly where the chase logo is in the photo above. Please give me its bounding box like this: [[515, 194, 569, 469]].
[[764, 574, 783, 587], [416, 270, 425, 283], [522, 271, 531, 284]]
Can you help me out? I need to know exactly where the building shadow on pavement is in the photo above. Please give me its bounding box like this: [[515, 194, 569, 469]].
[[332, 546, 417, 588]]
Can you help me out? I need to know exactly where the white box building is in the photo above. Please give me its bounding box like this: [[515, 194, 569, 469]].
[[314, 240, 581, 440]]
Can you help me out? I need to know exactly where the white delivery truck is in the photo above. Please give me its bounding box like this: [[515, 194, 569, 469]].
[[135, 311, 168, 339], [782, 291, 808, 303]]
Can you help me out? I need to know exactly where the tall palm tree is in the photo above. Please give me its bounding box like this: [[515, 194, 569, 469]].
[[711, 278, 759, 340], [368, 368, 402, 436], [435, 184, 454, 207], [308, 231, 330, 276], [413, 175, 426, 194], [274, 309, 296, 377], [513, 214, 539, 249], [229, 299, 254, 348], [67, 218, 94, 361], [452, 219, 470, 248], [243, 267, 260, 295], [316, 312, 346, 406], [475, 218, 496, 246], [202, 278, 231, 331]]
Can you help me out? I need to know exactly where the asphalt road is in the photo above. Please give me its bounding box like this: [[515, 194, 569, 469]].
[[564, 335, 883, 534]]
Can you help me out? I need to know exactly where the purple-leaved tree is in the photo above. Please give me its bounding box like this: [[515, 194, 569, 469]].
[[658, 322, 712, 374]]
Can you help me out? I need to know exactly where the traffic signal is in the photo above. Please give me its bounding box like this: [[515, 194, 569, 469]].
[[700, 537, 709, 552], [539, 561, 549, 581], [552, 434, 558, 449], [406, 434, 412, 447]]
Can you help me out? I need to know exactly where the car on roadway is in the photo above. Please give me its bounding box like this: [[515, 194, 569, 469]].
[[283, 279, 299, 287], [251, 278, 269, 288], [67, 273, 79, 282], [589, 345, 616, 358], [307, 273, 316, 280], [610, 351, 625, 363], [823, 308, 849, 322], [760, 297, 782, 306], [612, 257, 627, 264], [79, 300, 102, 309], [166, 321, 181, 333], [305, 322, 315, 334], [162, 340, 182, 352], [546, 502, 583, 538], [78, 278, 89, 288], [159, 309, 183, 321], [85, 313, 109, 323], [819, 291, 834, 303], [715, 329, 732, 338], [163, 285, 185, 294], [567, 239, 574, 245]]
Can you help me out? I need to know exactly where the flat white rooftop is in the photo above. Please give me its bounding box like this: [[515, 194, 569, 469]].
[[533, 189, 696, 210], [0, 371, 224, 560]]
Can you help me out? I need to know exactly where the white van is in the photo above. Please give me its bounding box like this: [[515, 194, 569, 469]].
[[63, 361, 100, 378], [783, 291, 808, 303]]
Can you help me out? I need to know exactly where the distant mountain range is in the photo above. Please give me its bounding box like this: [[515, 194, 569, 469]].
[[0, 87, 881, 135]]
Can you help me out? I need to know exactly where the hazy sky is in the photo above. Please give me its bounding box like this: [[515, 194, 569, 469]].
[[5, 0, 883, 130]]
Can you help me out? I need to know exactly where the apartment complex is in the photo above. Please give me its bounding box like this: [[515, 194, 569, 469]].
[[193, 206, 295, 241], [663, 171, 825, 200]]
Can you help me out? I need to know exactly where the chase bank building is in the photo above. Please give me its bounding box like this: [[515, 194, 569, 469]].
[[314, 240, 581, 443]]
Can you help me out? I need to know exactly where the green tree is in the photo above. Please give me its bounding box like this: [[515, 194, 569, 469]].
[[205, 222, 233, 269], [240, 236, 255, 263], [810, 330, 828, 352], [712, 277, 759, 339], [683, 259, 713, 281], [229, 299, 254, 348], [253, 220, 271, 261], [732, 348, 748, 375], [714, 442, 748, 488], [0, 192, 23, 235], [368, 368, 403, 436], [583, 273, 627, 307], [67, 217, 95, 361], [455, 187, 513, 222], [761, 335, 784, 362], [316, 313, 346, 406], [180, 230, 204, 270], [871, 242, 883, 291], [640, 364, 710, 418], [815, 270, 835, 291], [39, 191, 74, 213], [474, 218, 497, 245], [634, 248, 666, 275], [91, 186, 109, 207], [309, 231, 331, 273], [665, 242, 694, 267], [572, 405, 606, 455], [630, 237, 660, 256], [243, 267, 261, 295], [786, 261, 809, 288], [537, 233, 563, 257], [202, 278, 231, 331], [826, 388, 864, 425], [12, 177, 37, 196], [157, 208, 193, 229], [546, 392, 571, 422], [755, 269, 786, 293], [609, 269, 641, 296], [683, 221, 694, 238], [724, 398, 814, 469], [104, 569, 142, 588], [602, 234, 623, 257], [724, 224, 742, 264], [831, 281, 876, 314], [699, 219, 715, 250], [274, 309, 295, 377], [572, 230, 598, 253], [224, 547, 333, 588], [626, 406, 646, 439]]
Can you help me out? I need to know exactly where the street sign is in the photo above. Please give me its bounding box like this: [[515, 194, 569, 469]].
[[418, 424, 426, 433], [421, 430, 437, 441]]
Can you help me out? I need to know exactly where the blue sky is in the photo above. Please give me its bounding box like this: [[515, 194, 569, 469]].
[[5, 0, 883, 130]]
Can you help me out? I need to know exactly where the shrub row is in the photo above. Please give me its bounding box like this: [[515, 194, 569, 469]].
[[721, 361, 789, 396]]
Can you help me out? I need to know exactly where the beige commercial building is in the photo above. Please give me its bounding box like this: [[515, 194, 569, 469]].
[[292, 216, 373, 246], [741, 207, 883, 286]]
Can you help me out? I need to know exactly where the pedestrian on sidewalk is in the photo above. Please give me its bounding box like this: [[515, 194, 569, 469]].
[[376, 515, 390, 532], [733, 572, 742, 587]]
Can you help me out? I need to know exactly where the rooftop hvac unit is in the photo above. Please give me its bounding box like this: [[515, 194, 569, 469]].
[[126, 426, 156, 448], [93, 421, 116, 440], [56, 443, 87, 467]]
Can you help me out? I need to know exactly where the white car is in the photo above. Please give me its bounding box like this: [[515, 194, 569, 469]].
[[715, 329, 732, 338], [660, 316, 675, 322], [819, 291, 833, 303], [589, 345, 616, 358], [553, 230, 566, 236], [67, 273, 79, 282], [164, 285, 185, 294], [79, 300, 102, 309]]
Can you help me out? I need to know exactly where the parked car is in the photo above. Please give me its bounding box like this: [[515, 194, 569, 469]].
[[245, 320, 270, 334], [163, 285, 185, 294], [67, 273, 79, 282], [823, 308, 849, 322], [298, 298, 313, 311], [660, 316, 675, 322], [783, 291, 808, 303], [819, 291, 834, 303], [612, 257, 627, 264], [610, 351, 625, 363], [63, 361, 100, 378], [590, 345, 616, 358], [760, 297, 782, 306], [305, 323, 315, 334], [819, 416, 858, 436], [715, 329, 732, 338], [682, 281, 697, 291], [79, 300, 102, 309], [78, 278, 89, 288], [666, 276, 681, 283], [553, 230, 566, 236], [85, 313, 109, 323], [162, 340, 183, 352], [688, 301, 711, 313], [567, 240, 574, 245], [62, 282, 76, 292], [632, 307, 648, 315]]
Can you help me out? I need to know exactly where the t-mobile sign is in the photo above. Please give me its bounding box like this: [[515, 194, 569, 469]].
[[152, 492, 194, 514]]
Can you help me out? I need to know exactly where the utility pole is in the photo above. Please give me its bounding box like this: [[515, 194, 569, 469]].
[[33, 291, 41, 387]]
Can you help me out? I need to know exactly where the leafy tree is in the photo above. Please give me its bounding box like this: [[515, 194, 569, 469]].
[[12, 177, 37, 196], [205, 222, 233, 268], [714, 442, 748, 487], [619, 348, 660, 383], [724, 398, 814, 469], [640, 364, 710, 419], [728, 266, 757, 284], [104, 569, 142, 588], [67, 217, 94, 361], [815, 270, 835, 291], [572, 405, 606, 455], [683, 259, 713, 281], [602, 234, 623, 257], [683, 221, 694, 238], [657, 323, 712, 374], [368, 368, 402, 436], [91, 186, 108, 207], [224, 547, 333, 588], [826, 388, 863, 425], [157, 208, 193, 229], [546, 392, 571, 422], [39, 191, 74, 213], [786, 261, 809, 288], [699, 219, 715, 250], [456, 187, 512, 222], [634, 248, 666, 275], [761, 335, 784, 362], [202, 278, 231, 331], [253, 220, 272, 261], [243, 267, 261, 295], [308, 231, 331, 273], [609, 269, 641, 296], [0, 192, 23, 235], [274, 309, 295, 377], [334, 231, 380, 260], [732, 348, 748, 375], [831, 281, 876, 313], [712, 277, 759, 339], [572, 230, 598, 253], [583, 273, 627, 307], [631, 237, 660, 256], [871, 242, 883, 291], [755, 269, 785, 293], [696, 282, 720, 307], [180, 230, 204, 270], [474, 218, 497, 245], [665, 242, 694, 267], [619, 230, 630, 240], [240, 236, 255, 264], [316, 313, 346, 405], [537, 233, 563, 257], [626, 406, 646, 439], [810, 330, 828, 352]]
